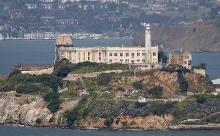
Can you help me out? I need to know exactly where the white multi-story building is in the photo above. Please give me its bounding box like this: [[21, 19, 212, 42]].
[[56, 24, 158, 65]]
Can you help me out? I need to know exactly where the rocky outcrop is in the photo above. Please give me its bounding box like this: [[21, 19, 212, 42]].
[[0, 92, 81, 127], [0, 92, 59, 127], [111, 114, 173, 130], [134, 70, 215, 97], [78, 115, 173, 130], [185, 72, 214, 93]]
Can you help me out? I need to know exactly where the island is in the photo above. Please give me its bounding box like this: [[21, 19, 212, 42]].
[[0, 59, 219, 130]]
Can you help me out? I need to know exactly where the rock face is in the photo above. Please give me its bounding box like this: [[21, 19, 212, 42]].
[[0, 92, 61, 127], [111, 114, 173, 130], [78, 115, 173, 130]]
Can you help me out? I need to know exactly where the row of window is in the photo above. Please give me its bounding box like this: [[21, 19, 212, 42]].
[[109, 59, 146, 63], [109, 52, 157, 57], [109, 52, 146, 57]]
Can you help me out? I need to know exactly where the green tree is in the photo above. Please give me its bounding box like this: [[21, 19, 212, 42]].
[[44, 91, 61, 113], [149, 86, 163, 98], [177, 72, 188, 92], [158, 51, 168, 64], [97, 73, 113, 86], [132, 80, 143, 90], [196, 95, 207, 104], [104, 117, 114, 127], [54, 65, 71, 78]]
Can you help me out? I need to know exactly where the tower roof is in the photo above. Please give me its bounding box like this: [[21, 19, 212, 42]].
[[56, 34, 73, 47]]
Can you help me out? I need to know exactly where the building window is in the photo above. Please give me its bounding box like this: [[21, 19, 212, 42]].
[[153, 53, 156, 56], [137, 53, 140, 56], [142, 53, 145, 56], [78, 52, 81, 61], [120, 53, 123, 56], [120, 59, 123, 62], [126, 53, 129, 57], [142, 59, 145, 63], [88, 57, 90, 60], [137, 59, 140, 62], [109, 59, 112, 63], [109, 53, 112, 56], [131, 60, 135, 64], [114, 53, 118, 56], [88, 52, 90, 56], [99, 52, 101, 61], [131, 53, 135, 58]]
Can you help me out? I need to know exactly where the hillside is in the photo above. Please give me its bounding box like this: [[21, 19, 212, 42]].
[[134, 23, 220, 52]]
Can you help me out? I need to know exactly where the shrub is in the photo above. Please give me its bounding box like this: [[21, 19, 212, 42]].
[[8, 70, 21, 78], [135, 102, 146, 108], [104, 117, 114, 127], [64, 97, 91, 127], [97, 73, 112, 86], [64, 109, 78, 127], [16, 83, 47, 94], [177, 71, 188, 92], [132, 80, 143, 90], [44, 91, 61, 113], [54, 65, 71, 78], [7, 73, 62, 92], [158, 51, 168, 64], [149, 86, 163, 98], [196, 95, 207, 104], [151, 102, 167, 115]]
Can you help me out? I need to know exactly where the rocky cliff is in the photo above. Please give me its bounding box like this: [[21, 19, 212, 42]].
[[0, 92, 174, 130], [0, 92, 59, 127]]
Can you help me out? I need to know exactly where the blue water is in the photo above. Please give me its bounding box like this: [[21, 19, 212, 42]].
[[0, 39, 219, 79], [0, 39, 132, 75], [192, 52, 220, 80], [0, 126, 219, 136]]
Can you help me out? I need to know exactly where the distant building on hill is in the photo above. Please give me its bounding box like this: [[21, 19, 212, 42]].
[[193, 68, 206, 76], [55, 24, 159, 67], [212, 79, 220, 95], [168, 50, 192, 69]]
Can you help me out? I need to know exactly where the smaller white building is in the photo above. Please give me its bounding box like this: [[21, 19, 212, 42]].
[[138, 96, 146, 103], [212, 79, 220, 94], [193, 68, 206, 76]]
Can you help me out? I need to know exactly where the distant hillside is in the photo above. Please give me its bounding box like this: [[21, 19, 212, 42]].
[[134, 23, 220, 52]]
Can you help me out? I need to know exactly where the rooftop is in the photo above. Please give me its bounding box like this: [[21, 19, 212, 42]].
[[212, 79, 220, 85]]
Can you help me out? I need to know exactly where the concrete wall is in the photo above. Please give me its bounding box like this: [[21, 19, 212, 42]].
[[21, 67, 54, 75]]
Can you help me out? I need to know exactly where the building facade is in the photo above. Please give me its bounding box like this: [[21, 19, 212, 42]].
[[168, 51, 192, 69], [56, 24, 158, 65]]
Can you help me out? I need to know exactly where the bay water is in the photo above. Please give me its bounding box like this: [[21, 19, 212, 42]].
[[0, 126, 220, 136]]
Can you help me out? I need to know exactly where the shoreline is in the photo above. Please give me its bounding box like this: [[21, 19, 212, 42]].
[[1, 123, 220, 131]]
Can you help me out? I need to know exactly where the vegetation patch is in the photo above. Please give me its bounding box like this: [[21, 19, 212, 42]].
[[172, 95, 220, 124], [54, 59, 129, 76], [44, 91, 61, 113]]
